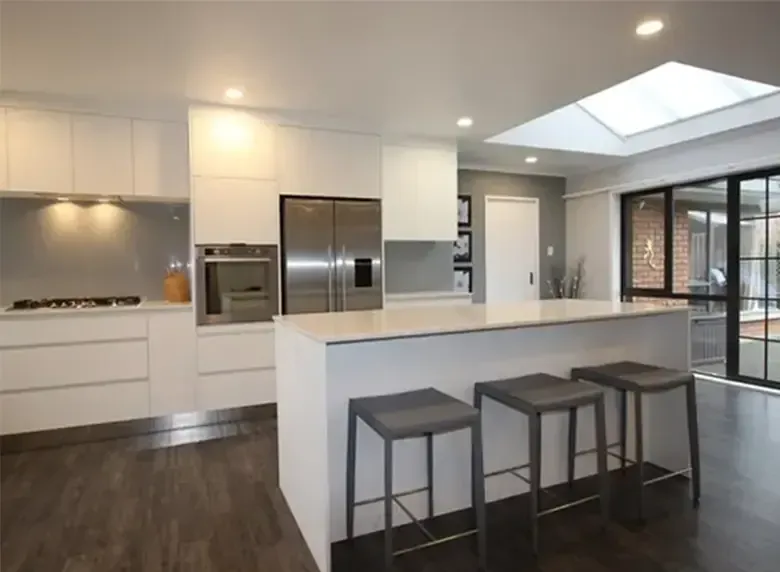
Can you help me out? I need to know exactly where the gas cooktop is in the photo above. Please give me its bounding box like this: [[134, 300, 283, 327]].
[[8, 296, 143, 311]]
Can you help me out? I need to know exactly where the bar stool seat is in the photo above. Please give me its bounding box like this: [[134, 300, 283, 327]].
[[478, 373, 605, 412], [351, 388, 479, 439], [347, 388, 487, 571], [474, 374, 610, 554], [571, 361, 693, 392], [571, 361, 701, 520]]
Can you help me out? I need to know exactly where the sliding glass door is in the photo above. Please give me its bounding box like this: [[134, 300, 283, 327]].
[[620, 168, 780, 389], [736, 173, 780, 383]]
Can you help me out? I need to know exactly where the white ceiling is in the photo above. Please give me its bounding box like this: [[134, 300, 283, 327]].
[[3, 1, 780, 176]]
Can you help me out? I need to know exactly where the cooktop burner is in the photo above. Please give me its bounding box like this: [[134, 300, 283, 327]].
[[8, 296, 143, 310]]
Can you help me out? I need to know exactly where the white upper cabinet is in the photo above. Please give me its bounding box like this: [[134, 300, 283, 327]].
[[0, 109, 7, 191], [132, 119, 189, 200], [277, 126, 381, 199], [73, 114, 133, 196], [6, 108, 73, 195], [189, 108, 275, 180], [382, 144, 458, 241], [192, 177, 279, 245]]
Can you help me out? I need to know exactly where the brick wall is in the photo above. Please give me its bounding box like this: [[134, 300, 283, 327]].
[[630, 201, 689, 296]]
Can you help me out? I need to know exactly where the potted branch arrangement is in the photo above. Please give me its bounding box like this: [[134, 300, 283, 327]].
[[546, 258, 585, 299]]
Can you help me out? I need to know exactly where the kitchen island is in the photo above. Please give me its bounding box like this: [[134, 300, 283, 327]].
[[274, 300, 692, 572]]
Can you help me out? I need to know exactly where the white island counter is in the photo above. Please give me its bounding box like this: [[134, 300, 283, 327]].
[[274, 300, 692, 572]]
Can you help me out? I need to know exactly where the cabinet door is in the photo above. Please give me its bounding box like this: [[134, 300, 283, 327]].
[[133, 119, 189, 199], [7, 108, 73, 195], [416, 147, 458, 241], [278, 126, 381, 198], [0, 109, 7, 191], [192, 177, 279, 244], [149, 311, 196, 416], [73, 114, 133, 196], [381, 144, 420, 240], [189, 108, 275, 180]]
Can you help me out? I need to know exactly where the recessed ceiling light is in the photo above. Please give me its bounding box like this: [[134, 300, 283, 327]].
[[636, 19, 664, 37], [225, 87, 244, 100], [525, 156, 538, 164], [457, 117, 473, 128], [56, 196, 70, 202]]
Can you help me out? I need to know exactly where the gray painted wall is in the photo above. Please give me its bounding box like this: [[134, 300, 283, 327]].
[[383, 241, 452, 293], [458, 169, 567, 303], [0, 197, 190, 304]]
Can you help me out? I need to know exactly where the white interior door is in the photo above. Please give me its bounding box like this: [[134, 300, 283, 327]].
[[485, 195, 540, 303]]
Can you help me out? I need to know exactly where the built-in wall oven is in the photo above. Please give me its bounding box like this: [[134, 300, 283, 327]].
[[196, 244, 279, 325]]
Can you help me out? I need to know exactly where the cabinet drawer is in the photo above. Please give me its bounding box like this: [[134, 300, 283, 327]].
[[197, 368, 276, 410], [0, 340, 148, 391], [197, 330, 274, 374], [0, 315, 148, 348], [0, 380, 150, 434]]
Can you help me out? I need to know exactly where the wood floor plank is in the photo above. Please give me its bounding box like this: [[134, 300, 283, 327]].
[[2, 380, 780, 571]]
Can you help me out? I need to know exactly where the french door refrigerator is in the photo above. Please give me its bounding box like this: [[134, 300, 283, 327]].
[[281, 197, 383, 314]]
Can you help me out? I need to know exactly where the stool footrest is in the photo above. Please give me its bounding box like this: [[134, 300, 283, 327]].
[[353, 485, 430, 508], [393, 529, 478, 557]]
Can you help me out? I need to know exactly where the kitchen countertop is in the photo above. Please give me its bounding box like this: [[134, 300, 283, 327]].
[[0, 300, 193, 318], [274, 299, 689, 343]]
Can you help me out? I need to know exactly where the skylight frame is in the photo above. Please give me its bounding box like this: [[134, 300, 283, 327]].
[[576, 61, 780, 139]]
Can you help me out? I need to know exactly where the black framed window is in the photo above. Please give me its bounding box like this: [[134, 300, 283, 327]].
[[620, 167, 780, 390]]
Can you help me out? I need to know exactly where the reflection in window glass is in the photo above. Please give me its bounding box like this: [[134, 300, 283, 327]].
[[628, 194, 665, 289]]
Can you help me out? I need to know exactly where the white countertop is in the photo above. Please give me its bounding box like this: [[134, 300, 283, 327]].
[[0, 300, 193, 318], [274, 299, 689, 343]]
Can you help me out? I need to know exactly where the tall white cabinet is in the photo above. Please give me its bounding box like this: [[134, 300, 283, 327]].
[[192, 177, 279, 244], [382, 143, 458, 241]]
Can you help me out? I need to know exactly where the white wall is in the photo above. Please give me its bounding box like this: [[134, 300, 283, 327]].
[[567, 120, 780, 195], [565, 191, 620, 301]]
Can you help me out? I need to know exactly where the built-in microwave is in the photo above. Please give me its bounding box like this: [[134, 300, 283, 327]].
[[195, 244, 279, 326]]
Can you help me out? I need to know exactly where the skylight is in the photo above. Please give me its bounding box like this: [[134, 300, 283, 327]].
[[578, 61, 780, 137]]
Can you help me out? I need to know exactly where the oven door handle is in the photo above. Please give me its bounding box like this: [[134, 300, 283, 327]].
[[201, 257, 273, 264]]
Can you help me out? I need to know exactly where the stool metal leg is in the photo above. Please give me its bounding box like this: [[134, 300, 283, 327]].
[[528, 412, 542, 554], [567, 407, 577, 488], [384, 438, 394, 571], [426, 433, 434, 520], [346, 404, 357, 540], [634, 392, 645, 521], [471, 421, 488, 570], [619, 389, 628, 474], [594, 396, 610, 528], [686, 381, 702, 508]]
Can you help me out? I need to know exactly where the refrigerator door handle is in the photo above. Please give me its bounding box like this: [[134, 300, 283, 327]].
[[327, 245, 335, 312], [341, 245, 348, 311]]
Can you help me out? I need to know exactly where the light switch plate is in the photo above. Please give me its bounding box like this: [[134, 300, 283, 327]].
[[547, 246, 554, 257]]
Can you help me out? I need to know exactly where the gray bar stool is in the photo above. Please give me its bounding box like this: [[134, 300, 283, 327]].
[[474, 374, 610, 554], [347, 388, 487, 571], [570, 361, 701, 520]]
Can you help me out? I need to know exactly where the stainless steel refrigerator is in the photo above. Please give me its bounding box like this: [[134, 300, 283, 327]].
[[281, 197, 383, 314]]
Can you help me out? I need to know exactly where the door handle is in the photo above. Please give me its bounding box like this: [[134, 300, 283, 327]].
[[529, 272, 534, 285], [341, 245, 347, 311], [327, 245, 334, 312]]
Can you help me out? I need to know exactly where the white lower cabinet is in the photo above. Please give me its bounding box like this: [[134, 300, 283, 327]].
[[0, 312, 276, 434], [196, 324, 276, 410], [148, 312, 197, 416]]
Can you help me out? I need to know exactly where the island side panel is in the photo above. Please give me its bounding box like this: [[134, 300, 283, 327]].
[[275, 323, 331, 572], [325, 311, 690, 542]]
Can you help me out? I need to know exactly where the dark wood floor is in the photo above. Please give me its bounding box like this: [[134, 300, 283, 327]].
[[2, 380, 780, 571]]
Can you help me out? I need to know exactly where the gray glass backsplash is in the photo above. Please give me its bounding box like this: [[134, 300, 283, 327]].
[[0, 197, 190, 305]]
